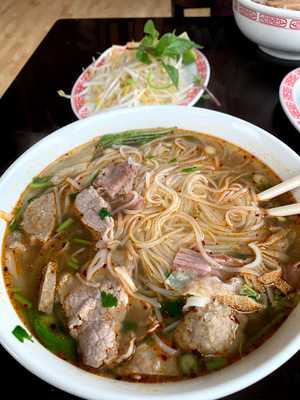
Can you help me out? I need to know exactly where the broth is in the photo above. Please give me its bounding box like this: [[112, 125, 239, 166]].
[[2, 128, 300, 382]]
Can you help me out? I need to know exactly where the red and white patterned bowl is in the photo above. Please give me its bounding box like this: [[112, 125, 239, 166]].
[[280, 67, 300, 132], [71, 45, 210, 119], [233, 0, 300, 60]]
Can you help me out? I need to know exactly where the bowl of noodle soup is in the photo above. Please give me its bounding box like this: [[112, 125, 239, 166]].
[[0, 105, 300, 400]]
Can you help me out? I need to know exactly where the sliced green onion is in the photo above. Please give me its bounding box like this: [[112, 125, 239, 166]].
[[97, 127, 176, 150], [205, 356, 227, 371], [14, 293, 32, 309], [170, 157, 177, 163], [9, 208, 23, 232], [179, 353, 199, 375], [29, 176, 53, 189], [71, 238, 91, 246], [249, 312, 285, 345], [12, 325, 33, 343], [240, 284, 261, 302], [57, 218, 74, 232], [67, 256, 80, 270], [181, 166, 199, 173]]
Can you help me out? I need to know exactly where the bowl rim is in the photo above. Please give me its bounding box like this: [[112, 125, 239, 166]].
[[1, 105, 300, 400], [235, 0, 300, 17]]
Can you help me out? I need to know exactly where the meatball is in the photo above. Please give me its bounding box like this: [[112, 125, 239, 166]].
[[174, 301, 241, 355]]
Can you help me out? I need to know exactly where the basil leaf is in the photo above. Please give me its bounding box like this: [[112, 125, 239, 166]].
[[162, 63, 179, 88], [144, 19, 159, 41], [161, 299, 184, 318], [136, 48, 151, 65], [155, 33, 175, 57]]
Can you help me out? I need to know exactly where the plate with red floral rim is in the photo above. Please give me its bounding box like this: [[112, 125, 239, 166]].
[[70, 45, 211, 119], [280, 67, 300, 133]]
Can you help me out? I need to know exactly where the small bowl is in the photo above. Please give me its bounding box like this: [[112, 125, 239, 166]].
[[71, 45, 210, 119], [280, 67, 300, 132], [233, 0, 300, 60], [1, 106, 300, 400]]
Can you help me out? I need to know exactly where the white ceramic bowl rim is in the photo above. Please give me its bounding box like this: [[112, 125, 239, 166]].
[[237, 0, 300, 17], [1, 106, 300, 400]]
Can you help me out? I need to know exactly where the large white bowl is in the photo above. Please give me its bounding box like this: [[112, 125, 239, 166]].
[[233, 0, 300, 60], [1, 106, 300, 400]]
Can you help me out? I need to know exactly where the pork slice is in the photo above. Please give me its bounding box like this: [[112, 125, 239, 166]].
[[58, 273, 128, 368], [22, 192, 56, 242], [74, 187, 113, 238], [173, 248, 211, 276], [93, 162, 137, 199], [175, 301, 243, 356], [38, 261, 57, 314]]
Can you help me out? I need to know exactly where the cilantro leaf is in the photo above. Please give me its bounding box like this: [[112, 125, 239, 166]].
[[101, 291, 118, 308], [12, 325, 33, 343], [98, 208, 112, 219], [162, 62, 179, 88]]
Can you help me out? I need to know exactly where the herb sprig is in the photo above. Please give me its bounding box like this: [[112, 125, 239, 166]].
[[136, 20, 202, 88]]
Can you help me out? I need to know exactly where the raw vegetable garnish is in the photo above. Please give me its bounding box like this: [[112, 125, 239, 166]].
[[59, 20, 207, 115], [136, 20, 201, 88], [97, 127, 175, 150]]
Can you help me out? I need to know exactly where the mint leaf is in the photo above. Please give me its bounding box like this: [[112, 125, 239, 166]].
[[162, 63, 179, 88], [101, 291, 118, 308]]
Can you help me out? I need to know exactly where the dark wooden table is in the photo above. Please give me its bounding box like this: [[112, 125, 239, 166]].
[[1, 16, 300, 400]]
